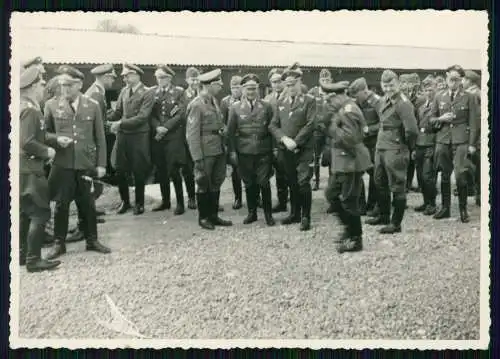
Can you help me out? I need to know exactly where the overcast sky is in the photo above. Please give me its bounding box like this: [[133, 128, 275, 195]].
[[11, 10, 488, 50]]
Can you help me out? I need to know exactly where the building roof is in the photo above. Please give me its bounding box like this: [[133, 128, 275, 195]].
[[14, 27, 481, 70]]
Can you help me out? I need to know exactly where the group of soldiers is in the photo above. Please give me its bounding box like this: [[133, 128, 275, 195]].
[[18, 56, 481, 272]]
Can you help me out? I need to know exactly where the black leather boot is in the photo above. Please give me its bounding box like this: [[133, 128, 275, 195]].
[[173, 176, 186, 215], [19, 214, 29, 266], [299, 187, 312, 231], [211, 191, 232, 226], [232, 169, 243, 210], [117, 178, 132, 214], [380, 198, 405, 234], [458, 185, 470, 223], [434, 179, 451, 219], [336, 211, 363, 253], [196, 193, 214, 230], [46, 238, 66, 260], [281, 186, 301, 225], [243, 186, 258, 224], [261, 185, 275, 226], [86, 238, 111, 254], [366, 192, 390, 225]]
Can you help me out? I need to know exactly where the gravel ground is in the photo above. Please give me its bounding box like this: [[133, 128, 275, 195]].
[[17, 168, 482, 340]]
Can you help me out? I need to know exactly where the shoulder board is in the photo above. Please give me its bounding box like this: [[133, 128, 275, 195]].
[[175, 86, 184, 91], [344, 103, 353, 112], [233, 100, 241, 106], [400, 93, 409, 103], [305, 93, 315, 99], [84, 95, 99, 105], [20, 99, 33, 112]]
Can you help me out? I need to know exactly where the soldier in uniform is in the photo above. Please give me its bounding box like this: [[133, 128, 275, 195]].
[[67, 64, 116, 243], [363, 70, 419, 234], [179, 66, 201, 211], [414, 75, 438, 215], [44, 66, 111, 259], [108, 64, 155, 215], [463, 70, 481, 206], [435, 76, 447, 93], [220, 76, 244, 210], [186, 69, 233, 230], [263, 68, 289, 213], [269, 64, 316, 231], [322, 81, 372, 253], [19, 66, 61, 272], [227, 74, 275, 226], [431, 65, 479, 223], [308, 69, 332, 191], [348, 77, 381, 218], [150, 65, 188, 215]]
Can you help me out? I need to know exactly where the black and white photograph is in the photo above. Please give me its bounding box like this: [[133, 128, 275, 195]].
[[9, 10, 489, 349]]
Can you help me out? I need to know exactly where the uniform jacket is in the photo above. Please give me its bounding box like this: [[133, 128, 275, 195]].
[[150, 84, 186, 143], [44, 93, 107, 170], [263, 90, 286, 149], [268, 92, 316, 150], [465, 85, 481, 147], [430, 88, 479, 146], [416, 98, 436, 147], [227, 98, 274, 155], [109, 82, 154, 134], [325, 95, 372, 173], [357, 97, 380, 142], [308, 86, 330, 133], [182, 87, 199, 113], [84, 81, 108, 134], [20, 96, 55, 175], [186, 95, 225, 161], [366, 91, 419, 151], [220, 95, 242, 125]]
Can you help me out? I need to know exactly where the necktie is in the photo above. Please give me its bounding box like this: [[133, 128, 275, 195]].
[[250, 101, 254, 111], [129, 87, 133, 98], [451, 91, 455, 102]]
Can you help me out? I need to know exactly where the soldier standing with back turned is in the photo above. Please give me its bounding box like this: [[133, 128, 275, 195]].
[[186, 69, 233, 230], [363, 70, 419, 234], [322, 81, 372, 253]]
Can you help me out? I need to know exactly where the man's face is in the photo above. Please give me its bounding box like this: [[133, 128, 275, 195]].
[[230, 85, 242, 99], [400, 81, 409, 94], [124, 72, 140, 86], [270, 78, 284, 92], [286, 79, 301, 97], [186, 76, 199, 89], [462, 78, 472, 89], [244, 86, 258, 100], [156, 75, 172, 88], [60, 79, 82, 100], [381, 78, 400, 98], [208, 82, 223, 96], [446, 70, 462, 91], [423, 85, 436, 100], [102, 74, 116, 90], [319, 77, 332, 87], [33, 79, 46, 103]]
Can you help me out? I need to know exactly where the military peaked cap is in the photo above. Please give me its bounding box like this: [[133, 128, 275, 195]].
[[321, 81, 350, 94], [23, 57, 45, 73], [186, 67, 200, 78], [121, 63, 144, 76], [268, 68, 283, 81], [241, 74, 260, 88], [464, 70, 480, 84], [320, 68, 332, 79], [381, 70, 398, 83], [20, 67, 43, 89], [446, 64, 465, 77], [91, 64, 117, 77], [230, 75, 243, 86], [155, 65, 175, 77], [198, 69, 223, 85], [348, 77, 368, 95], [56, 65, 85, 80]]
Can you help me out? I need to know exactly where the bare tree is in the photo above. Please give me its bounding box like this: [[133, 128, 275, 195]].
[[96, 19, 140, 34]]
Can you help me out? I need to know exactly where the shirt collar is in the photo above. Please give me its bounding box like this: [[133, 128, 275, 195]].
[[94, 81, 105, 92], [71, 95, 80, 110], [129, 82, 142, 94]]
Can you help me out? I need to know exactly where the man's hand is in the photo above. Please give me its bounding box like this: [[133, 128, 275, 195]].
[[281, 136, 297, 151], [468, 145, 477, 155], [229, 152, 238, 166], [438, 112, 455, 123], [155, 126, 168, 141], [57, 136, 73, 148], [110, 121, 121, 134], [96, 166, 106, 178], [47, 147, 56, 159]]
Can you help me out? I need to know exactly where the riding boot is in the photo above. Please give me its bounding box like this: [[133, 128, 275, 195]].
[[243, 185, 257, 224], [117, 178, 131, 214], [173, 176, 185, 215], [152, 181, 171, 211], [211, 191, 233, 226], [434, 179, 451, 219], [26, 221, 61, 273], [458, 185, 470, 223], [281, 186, 301, 225], [232, 170, 243, 210], [380, 197, 405, 234], [133, 180, 145, 215], [261, 185, 275, 226], [365, 191, 390, 225], [299, 186, 312, 231], [196, 193, 214, 230]]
